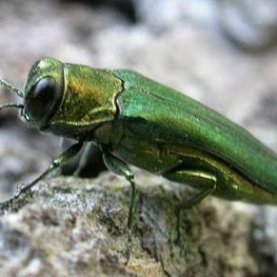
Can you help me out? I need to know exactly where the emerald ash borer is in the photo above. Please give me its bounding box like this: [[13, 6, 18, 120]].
[[0, 57, 276, 228]]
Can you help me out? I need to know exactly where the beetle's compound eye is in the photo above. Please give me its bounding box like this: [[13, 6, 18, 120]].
[[25, 77, 62, 127]]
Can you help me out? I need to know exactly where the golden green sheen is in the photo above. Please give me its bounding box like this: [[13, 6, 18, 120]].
[[49, 64, 122, 140]]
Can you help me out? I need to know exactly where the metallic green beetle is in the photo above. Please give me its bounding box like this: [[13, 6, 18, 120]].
[[0, 57, 277, 227]]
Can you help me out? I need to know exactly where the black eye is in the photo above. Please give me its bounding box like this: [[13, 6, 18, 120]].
[[25, 77, 62, 126]]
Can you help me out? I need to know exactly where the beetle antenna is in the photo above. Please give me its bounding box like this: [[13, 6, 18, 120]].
[[0, 78, 24, 98]]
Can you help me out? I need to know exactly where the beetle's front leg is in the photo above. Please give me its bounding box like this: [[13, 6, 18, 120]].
[[102, 151, 138, 230], [0, 142, 83, 211]]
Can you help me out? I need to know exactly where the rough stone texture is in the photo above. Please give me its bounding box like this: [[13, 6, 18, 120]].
[[0, 0, 277, 276], [0, 174, 259, 277]]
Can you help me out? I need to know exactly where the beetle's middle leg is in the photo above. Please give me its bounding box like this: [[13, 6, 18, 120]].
[[102, 151, 138, 230], [74, 141, 95, 176]]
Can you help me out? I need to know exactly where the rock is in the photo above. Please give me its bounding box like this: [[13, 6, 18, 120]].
[[0, 173, 259, 276]]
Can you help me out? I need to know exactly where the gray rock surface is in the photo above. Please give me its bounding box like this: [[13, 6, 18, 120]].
[[0, 174, 259, 276]]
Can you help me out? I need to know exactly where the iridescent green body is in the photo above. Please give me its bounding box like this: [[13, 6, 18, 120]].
[[5, 57, 277, 206]]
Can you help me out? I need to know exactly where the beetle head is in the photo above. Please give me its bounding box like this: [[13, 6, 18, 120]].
[[22, 57, 64, 130]]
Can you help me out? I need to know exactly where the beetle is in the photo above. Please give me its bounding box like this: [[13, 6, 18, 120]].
[[0, 57, 277, 228]]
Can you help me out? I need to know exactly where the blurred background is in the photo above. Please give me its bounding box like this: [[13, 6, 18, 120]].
[[0, 0, 276, 275]]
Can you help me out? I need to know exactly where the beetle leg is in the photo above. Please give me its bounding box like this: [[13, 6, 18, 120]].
[[74, 141, 95, 176], [102, 152, 138, 230], [163, 169, 216, 242], [0, 142, 83, 211], [163, 169, 217, 207]]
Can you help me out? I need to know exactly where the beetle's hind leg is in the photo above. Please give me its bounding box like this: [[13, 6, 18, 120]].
[[0, 142, 83, 211], [163, 167, 217, 242], [164, 169, 217, 208]]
